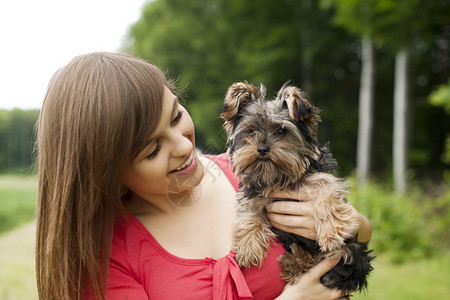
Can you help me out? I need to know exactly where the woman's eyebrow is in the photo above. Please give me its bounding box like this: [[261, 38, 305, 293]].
[[170, 96, 179, 118]]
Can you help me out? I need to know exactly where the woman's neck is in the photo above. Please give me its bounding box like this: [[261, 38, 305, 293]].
[[124, 188, 202, 217]]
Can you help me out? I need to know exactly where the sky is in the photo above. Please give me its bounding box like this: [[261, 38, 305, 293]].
[[0, 0, 148, 110]]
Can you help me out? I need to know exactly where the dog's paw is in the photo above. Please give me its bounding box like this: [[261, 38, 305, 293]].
[[278, 244, 315, 284], [234, 248, 262, 269], [305, 173, 358, 251], [234, 233, 270, 268], [232, 213, 275, 268], [315, 203, 359, 252]]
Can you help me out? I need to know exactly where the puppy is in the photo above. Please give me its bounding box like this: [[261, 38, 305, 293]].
[[221, 82, 374, 295]]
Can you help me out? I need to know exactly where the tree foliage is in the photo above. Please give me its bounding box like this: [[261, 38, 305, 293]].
[[129, 0, 361, 171], [429, 80, 450, 166], [429, 80, 450, 114], [321, 0, 447, 51], [126, 0, 449, 180], [3, 0, 448, 181], [0, 109, 39, 173]]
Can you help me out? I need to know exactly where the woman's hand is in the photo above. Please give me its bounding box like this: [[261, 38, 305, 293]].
[[275, 257, 349, 300], [266, 190, 317, 240], [266, 190, 372, 242], [266, 191, 317, 240]]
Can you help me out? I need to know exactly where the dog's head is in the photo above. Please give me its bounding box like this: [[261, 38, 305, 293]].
[[221, 81, 321, 192]]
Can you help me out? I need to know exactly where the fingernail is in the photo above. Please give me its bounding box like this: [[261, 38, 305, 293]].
[[331, 256, 342, 264]]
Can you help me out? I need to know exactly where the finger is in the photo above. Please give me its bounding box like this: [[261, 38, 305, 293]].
[[307, 257, 341, 280], [267, 212, 314, 229], [267, 200, 312, 216], [269, 219, 316, 240], [268, 189, 312, 201], [340, 290, 354, 299], [331, 288, 347, 300]]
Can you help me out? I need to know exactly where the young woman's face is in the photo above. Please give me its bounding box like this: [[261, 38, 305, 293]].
[[122, 86, 204, 202]]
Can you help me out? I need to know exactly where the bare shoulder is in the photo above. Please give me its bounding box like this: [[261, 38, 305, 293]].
[[198, 156, 237, 203]]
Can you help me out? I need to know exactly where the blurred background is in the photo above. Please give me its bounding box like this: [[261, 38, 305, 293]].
[[0, 0, 449, 299]]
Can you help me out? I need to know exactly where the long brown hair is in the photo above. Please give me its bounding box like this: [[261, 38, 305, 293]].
[[36, 52, 170, 299]]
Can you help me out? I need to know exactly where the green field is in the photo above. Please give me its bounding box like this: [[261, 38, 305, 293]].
[[0, 221, 37, 299], [0, 174, 37, 235], [353, 255, 450, 300], [0, 175, 449, 299]]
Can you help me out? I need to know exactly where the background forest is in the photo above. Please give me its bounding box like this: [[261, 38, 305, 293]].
[[0, 0, 449, 298], [126, 0, 449, 184]]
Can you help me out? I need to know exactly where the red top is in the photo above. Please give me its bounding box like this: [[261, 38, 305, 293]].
[[98, 153, 286, 299]]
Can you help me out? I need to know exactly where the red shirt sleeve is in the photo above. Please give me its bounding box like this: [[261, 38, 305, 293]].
[[104, 261, 149, 300]]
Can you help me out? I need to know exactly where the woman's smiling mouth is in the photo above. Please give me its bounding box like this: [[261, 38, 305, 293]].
[[170, 153, 195, 174]]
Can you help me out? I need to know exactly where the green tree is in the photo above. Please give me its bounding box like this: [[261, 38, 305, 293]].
[[429, 80, 450, 167], [429, 80, 450, 114], [127, 0, 449, 181], [0, 109, 39, 172], [129, 0, 362, 171], [322, 0, 450, 191], [377, 0, 449, 193], [321, 0, 377, 184]]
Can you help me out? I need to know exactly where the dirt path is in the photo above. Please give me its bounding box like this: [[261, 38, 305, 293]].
[[0, 221, 38, 299]]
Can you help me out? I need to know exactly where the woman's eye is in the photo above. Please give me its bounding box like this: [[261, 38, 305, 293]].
[[171, 110, 183, 125], [144, 109, 183, 160], [145, 142, 161, 159]]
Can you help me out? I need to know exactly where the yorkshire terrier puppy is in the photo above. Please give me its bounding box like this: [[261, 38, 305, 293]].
[[221, 82, 373, 295]]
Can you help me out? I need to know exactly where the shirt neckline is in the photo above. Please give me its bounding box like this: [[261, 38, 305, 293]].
[[126, 211, 233, 265], [123, 154, 237, 265]]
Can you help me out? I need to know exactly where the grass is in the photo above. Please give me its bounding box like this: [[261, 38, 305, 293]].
[[0, 221, 37, 299], [353, 254, 450, 300], [0, 174, 37, 299], [0, 174, 37, 235]]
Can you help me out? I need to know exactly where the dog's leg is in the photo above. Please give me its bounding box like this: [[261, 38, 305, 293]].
[[278, 244, 315, 284], [305, 173, 359, 252], [233, 195, 275, 268]]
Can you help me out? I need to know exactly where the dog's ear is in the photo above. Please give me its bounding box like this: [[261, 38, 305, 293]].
[[221, 81, 265, 135], [277, 85, 321, 138]]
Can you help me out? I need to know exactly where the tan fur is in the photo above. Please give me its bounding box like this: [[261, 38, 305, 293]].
[[232, 193, 275, 268], [222, 81, 265, 136], [276, 85, 321, 137], [232, 173, 358, 268], [278, 244, 315, 284], [303, 173, 358, 252]]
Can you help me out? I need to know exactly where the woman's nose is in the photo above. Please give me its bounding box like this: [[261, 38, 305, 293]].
[[169, 129, 193, 157]]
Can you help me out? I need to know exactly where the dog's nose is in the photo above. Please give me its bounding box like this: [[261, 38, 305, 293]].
[[257, 145, 270, 156]]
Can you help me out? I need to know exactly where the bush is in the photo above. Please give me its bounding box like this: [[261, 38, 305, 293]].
[[346, 178, 449, 263], [422, 183, 450, 251]]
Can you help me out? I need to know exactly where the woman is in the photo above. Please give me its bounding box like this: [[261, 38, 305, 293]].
[[36, 52, 372, 299]]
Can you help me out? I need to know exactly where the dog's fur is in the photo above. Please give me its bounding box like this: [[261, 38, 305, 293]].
[[221, 82, 374, 295]]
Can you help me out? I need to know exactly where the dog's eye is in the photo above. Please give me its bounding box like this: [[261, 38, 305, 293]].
[[277, 128, 287, 136]]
